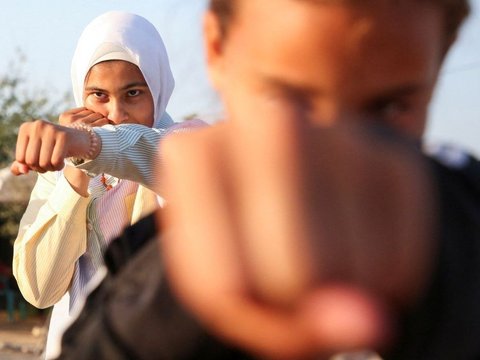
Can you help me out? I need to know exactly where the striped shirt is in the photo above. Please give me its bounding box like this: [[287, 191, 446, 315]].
[[13, 123, 173, 310], [13, 120, 206, 359]]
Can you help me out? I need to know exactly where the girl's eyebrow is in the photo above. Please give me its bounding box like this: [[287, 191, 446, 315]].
[[120, 82, 149, 91], [84, 82, 149, 92], [84, 86, 106, 92]]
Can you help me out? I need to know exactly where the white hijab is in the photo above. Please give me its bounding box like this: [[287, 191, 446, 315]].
[[71, 11, 175, 128]]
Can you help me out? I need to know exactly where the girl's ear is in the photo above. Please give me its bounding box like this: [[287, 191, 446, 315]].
[[203, 10, 226, 90]]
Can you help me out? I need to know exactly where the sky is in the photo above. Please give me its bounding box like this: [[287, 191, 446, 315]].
[[1, 0, 479, 154], [0, 0, 221, 121]]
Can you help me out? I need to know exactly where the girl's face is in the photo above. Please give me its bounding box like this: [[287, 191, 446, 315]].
[[83, 60, 154, 127]]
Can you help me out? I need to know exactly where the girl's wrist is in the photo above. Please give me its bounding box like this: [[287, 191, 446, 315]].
[[67, 123, 102, 165]]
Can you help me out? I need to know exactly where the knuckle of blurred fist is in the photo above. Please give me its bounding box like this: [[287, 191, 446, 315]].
[[161, 135, 183, 160]]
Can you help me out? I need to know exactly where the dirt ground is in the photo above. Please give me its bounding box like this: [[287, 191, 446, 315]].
[[0, 311, 48, 360]]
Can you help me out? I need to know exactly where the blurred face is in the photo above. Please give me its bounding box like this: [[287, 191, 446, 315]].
[[205, 0, 445, 139], [83, 60, 154, 127]]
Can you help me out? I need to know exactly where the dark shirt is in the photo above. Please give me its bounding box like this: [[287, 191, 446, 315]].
[[58, 150, 480, 360]]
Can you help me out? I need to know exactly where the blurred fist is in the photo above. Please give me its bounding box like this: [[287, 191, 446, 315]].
[[158, 119, 435, 359]]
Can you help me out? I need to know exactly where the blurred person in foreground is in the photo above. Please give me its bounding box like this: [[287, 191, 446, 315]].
[[57, 0, 480, 359]]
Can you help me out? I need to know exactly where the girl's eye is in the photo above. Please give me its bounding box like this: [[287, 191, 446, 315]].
[[127, 90, 141, 97], [93, 92, 107, 100]]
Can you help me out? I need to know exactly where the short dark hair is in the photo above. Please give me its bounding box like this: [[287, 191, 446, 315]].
[[209, 0, 470, 48], [441, 0, 471, 46], [209, 0, 235, 37]]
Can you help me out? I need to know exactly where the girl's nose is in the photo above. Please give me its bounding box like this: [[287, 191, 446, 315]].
[[106, 100, 128, 124]]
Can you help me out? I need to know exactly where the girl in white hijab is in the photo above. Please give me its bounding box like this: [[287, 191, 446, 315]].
[[71, 10, 174, 129], [13, 11, 180, 359]]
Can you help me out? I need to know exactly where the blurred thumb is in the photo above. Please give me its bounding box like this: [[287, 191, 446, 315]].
[[300, 284, 394, 353]]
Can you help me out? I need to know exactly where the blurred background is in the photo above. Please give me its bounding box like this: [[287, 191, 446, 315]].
[[0, 0, 479, 357]]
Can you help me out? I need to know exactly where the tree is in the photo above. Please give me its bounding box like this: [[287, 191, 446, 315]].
[[0, 53, 71, 168], [0, 53, 71, 267]]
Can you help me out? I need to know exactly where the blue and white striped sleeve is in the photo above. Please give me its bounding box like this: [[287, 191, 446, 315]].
[[77, 120, 208, 192]]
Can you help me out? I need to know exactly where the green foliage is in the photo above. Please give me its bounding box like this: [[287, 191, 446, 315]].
[[0, 202, 28, 265], [0, 52, 71, 267], [0, 53, 71, 168]]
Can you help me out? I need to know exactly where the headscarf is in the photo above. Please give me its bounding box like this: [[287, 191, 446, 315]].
[[71, 11, 175, 128]]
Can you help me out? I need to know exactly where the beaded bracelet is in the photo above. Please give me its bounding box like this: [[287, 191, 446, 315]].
[[67, 123, 101, 165]]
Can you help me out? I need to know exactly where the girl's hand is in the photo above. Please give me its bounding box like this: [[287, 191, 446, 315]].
[[11, 120, 91, 175], [59, 107, 109, 127]]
